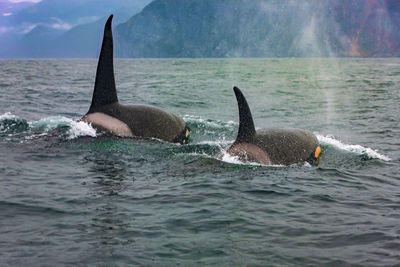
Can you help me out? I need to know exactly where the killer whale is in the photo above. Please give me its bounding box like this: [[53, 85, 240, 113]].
[[81, 15, 189, 143], [223, 86, 321, 165]]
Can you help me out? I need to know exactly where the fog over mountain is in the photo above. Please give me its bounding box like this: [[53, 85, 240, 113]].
[[1, 0, 400, 58], [115, 0, 400, 58]]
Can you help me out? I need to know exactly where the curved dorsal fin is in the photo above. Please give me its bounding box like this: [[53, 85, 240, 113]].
[[89, 15, 118, 112], [233, 86, 256, 143]]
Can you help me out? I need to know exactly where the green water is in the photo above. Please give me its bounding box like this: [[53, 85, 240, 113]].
[[0, 59, 399, 265]]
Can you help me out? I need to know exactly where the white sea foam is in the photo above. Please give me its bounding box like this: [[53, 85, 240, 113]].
[[197, 139, 234, 146], [219, 150, 246, 165], [67, 120, 97, 139], [217, 149, 283, 167], [0, 112, 18, 120], [316, 134, 391, 161], [31, 116, 96, 139]]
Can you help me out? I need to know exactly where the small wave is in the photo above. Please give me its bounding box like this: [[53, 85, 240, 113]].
[[0, 114, 97, 140], [316, 134, 391, 161], [217, 149, 285, 167], [180, 145, 257, 165], [197, 139, 234, 146], [0, 112, 30, 134], [219, 150, 248, 165], [0, 112, 18, 120], [68, 120, 97, 139], [30, 116, 97, 139]]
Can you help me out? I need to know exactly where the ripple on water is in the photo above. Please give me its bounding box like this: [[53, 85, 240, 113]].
[[1, 59, 400, 266]]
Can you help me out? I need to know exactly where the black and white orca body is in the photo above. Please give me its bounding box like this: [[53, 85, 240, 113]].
[[223, 87, 321, 165], [81, 15, 188, 143]]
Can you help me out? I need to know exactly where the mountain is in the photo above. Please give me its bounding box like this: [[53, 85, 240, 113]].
[[3, 0, 152, 28], [2, 0, 400, 58], [333, 0, 400, 57], [114, 0, 400, 58], [115, 0, 316, 57], [0, 0, 152, 58]]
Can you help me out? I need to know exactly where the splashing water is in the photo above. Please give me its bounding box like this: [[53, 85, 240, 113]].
[[0, 112, 18, 120], [1, 113, 97, 140], [31, 116, 97, 140], [316, 134, 391, 161], [67, 120, 97, 139]]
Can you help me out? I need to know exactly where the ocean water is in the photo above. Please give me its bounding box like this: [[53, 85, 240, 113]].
[[0, 58, 399, 266]]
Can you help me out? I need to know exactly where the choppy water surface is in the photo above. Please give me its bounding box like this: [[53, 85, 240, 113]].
[[0, 59, 399, 266]]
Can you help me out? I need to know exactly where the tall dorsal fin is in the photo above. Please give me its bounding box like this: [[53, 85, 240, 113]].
[[233, 86, 256, 143], [89, 14, 118, 112]]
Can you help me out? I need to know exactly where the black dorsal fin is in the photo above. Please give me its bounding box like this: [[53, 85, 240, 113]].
[[89, 14, 118, 112], [233, 86, 256, 143]]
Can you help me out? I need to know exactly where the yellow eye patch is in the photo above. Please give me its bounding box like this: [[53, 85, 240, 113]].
[[185, 129, 189, 138], [315, 146, 321, 159]]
